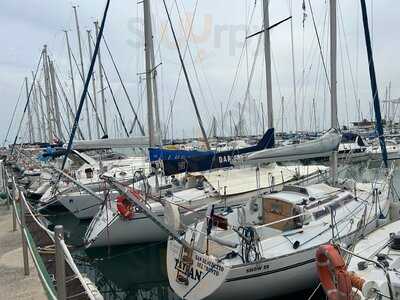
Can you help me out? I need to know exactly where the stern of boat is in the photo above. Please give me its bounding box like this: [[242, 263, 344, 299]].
[[166, 238, 228, 300]]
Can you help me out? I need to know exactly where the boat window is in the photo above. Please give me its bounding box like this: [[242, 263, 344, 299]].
[[282, 185, 309, 196], [312, 194, 353, 220]]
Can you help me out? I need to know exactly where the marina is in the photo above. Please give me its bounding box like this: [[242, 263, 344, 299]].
[[2, 1, 400, 300]]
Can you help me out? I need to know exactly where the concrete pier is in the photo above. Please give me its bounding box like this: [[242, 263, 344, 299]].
[[0, 204, 46, 299]]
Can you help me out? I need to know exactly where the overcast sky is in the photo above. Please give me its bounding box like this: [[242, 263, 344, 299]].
[[1, 0, 399, 144]]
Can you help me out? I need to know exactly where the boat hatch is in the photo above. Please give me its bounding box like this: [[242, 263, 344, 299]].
[[281, 185, 309, 196], [262, 198, 302, 231]]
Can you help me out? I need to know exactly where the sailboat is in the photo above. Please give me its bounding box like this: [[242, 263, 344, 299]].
[[245, 128, 341, 164], [84, 162, 327, 247], [83, 0, 331, 248], [151, 128, 275, 175], [164, 0, 395, 299], [166, 176, 393, 299]]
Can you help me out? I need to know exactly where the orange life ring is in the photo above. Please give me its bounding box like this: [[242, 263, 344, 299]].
[[316, 244, 353, 300], [116, 195, 134, 220]]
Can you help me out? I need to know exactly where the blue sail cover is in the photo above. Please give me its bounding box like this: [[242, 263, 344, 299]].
[[149, 148, 214, 162], [153, 128, 275, 175]]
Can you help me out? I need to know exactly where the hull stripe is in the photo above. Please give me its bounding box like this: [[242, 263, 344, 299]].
[[226, 258, 316, 282]]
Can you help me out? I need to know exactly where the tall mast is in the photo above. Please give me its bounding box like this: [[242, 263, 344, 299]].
[[73, 5, 92, 140], [25, 77, 34, 143], [87, 30, 100, 138], [281, 96, 284, 134], [94, 21, 108, 136], [49, 60, 64, 141], [37, 83, 47, 142], [360, 0, 388, 167], [42, 45, 54, 142], [143, 0, 156, 146], [64, 30, 78, 115], [31, 72, 43, 142], [146, 5, 161, 143], [262, 0, 274, 129], [330, 0, 338, 183], [289, 0, 298, 132], [220, 102, 224, 137]]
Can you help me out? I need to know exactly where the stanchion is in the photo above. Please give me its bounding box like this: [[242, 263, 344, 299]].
[[20, 190, 30, 276], [10, 176, 16, 232], [12, 199, 17, 232], [55, 225, 66, 300], [3, 166, 9, 210]]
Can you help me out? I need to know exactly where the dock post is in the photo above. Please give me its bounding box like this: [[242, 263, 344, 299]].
[[55, 225, 66, 300], [11, 177, 16, 231], [20, 191, 30, 276]]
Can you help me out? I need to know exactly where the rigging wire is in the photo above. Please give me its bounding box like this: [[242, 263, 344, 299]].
[[99, 59, 130, 137], [163, 0, 199, 138], [11, 52, 43, 154], [69, 48, 106, 136], [61, 0, 111, 171], [175, 0, 215, 122], [338, 19, 350, 127], [224, 0, 258, 129], [307, 0, 331, 92], [338, 1, 362, 124], [101, 34, 146, 136], [162, 0, 210, 149], [3, 81, 25, 147]]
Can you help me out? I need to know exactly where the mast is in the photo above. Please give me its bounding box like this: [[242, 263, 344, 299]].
[[360, 0, 388, 167], [143, 0, 156, 146], [312, 98, 317, 133], [73, 5, 92, 140], [238, 102, 242, 136], [229, 110, 233, 137], [220, 102, 224, 137], [25, 77, 34, 143], [94, 21, 108, 136], [289, 0, 298, 132], [162, 0, 210, 150], [281, 96, 284, 134], [64, 30, 78, 115], [330, 0, 338, 183], [54, 71, 75, 134], [31, 72, 42, 142], [49, 60, 64, 141], [42, 45, 54, 143], [261, 102, 266, 134], [146, 5, 162, 142], [37, 83, 47, 142], [262, 0, 274, 129], [87, 30, 100, 138]]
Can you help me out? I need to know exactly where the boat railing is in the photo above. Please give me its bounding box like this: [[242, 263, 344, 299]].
[[1, 161, 102, 300]]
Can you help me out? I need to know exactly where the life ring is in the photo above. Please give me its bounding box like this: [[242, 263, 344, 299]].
[[316, 244, 353, 300], [116, 195, 134, 220]]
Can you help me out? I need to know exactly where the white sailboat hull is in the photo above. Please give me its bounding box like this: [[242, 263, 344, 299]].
[[167, 183, 392, 300], [167, 239, 318, 300], [85, 197, 245, 247], [84, 166, 328, 247]]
